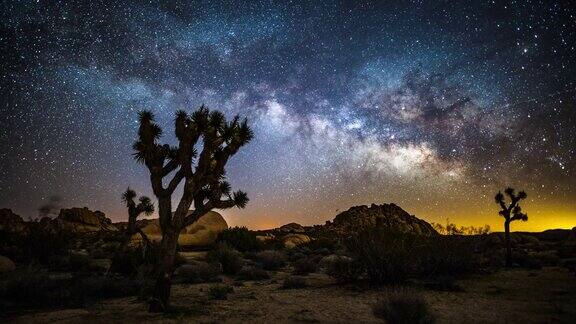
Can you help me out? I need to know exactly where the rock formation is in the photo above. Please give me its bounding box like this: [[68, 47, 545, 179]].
[[133, 210, 228, 247], [330, 203, 437, 236], [0, 209, 28, 234], [55, 207, 117, 233]]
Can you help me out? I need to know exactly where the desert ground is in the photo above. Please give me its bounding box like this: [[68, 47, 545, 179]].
[[8, 266, 576, 323]]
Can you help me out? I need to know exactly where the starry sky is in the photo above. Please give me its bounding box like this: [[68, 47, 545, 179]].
[[1, 0, 575, 231]]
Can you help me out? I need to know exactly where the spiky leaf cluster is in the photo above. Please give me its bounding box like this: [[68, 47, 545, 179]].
[[122, 187, 155, 218], [494, 187, 528, 222], [133, 106, 253, 228]]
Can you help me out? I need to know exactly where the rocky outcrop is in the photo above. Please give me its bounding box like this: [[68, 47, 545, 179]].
[[133, 210, 228, 247], [0, 209, 27, 234], [330, 203, 437, 236], [55, 207, 117, 233], [279, 223, 305, 234]]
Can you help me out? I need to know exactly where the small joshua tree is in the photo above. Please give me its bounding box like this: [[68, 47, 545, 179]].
[[110, 188, 154, 274], [121, 187, 154, 247], [134, 106, 252, 312], [494, 187, 528, 267]]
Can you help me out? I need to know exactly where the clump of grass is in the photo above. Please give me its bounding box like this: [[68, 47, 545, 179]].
[[282, 276, 307, 289], [372, 289, 435, 324], [209, 284, 233, 300]]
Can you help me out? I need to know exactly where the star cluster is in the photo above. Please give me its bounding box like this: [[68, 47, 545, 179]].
[[1, 1, 575, 230]]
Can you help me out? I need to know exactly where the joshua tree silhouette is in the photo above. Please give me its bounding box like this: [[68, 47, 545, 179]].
[[494, 187, 528, 267], [121, 187, 154, 246], [110, 188, 155, 274], [133, 107, 252, 312]]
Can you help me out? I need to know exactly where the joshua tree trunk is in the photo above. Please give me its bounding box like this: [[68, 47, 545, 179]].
[[495, 188, 528, 268], [504, 220, 512, 267], [149, 225, 179, 312]]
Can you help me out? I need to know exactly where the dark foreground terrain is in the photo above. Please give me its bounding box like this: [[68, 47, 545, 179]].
[[7, 266, 576, 323]]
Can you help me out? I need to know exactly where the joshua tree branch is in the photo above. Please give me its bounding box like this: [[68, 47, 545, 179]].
[[162, 159, 179, 176], [166, 170, 185, 195]]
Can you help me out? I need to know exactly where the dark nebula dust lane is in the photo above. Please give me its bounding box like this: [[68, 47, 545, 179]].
[[1, 1, 575, 230]]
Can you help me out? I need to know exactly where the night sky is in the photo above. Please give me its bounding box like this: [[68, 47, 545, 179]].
[[1, 1, 575, 231]]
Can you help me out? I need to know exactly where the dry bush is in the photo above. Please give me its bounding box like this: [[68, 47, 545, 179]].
[[207, 243, 243, 275], [373, 289, 435, 324]]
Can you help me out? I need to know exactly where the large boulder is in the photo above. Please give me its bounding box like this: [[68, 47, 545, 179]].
[[0, 209, 27, 234], [0, 255, 16, 272], [279, 223, 305, 234], [330, 203, 437, 236], [55, 207, 117, 233], [134, 211, 228, 247], [283, 233, 311, 249]]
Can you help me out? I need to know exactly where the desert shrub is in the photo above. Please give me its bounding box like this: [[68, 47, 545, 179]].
[[514, 251, 543, 269], [292, 258, 318, 275], [209, 284, 233, 300], [67, 275, 140, 307], [282, 275, 307, 289], [300, 236, 339, 254], [346, 229, 418, 285], [0, 226, 74, 266], [0, 266, 59, 309], [0, 267, 140, 311], [325, 257, 364, 283], [288, 251, 307, 262], [217, 227, 262, 252], [207, 243, 243, 275], [257, 250, 286, 271], [177, 262, 222, 284], [416, 236, 476, 277], [237, 266, 270, 281], [373, 289, 435, 324]]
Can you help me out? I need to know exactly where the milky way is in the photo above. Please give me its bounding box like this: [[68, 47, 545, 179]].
[[1, 1, 575, 230]]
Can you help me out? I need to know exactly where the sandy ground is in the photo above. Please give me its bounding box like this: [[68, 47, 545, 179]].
[[8, 267, 576, 323]]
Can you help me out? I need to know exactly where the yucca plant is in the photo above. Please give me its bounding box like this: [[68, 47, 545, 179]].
[[109, 188, 154, 275], [495, 187, 528, 267], [121, 187, 154, 246], [133, 106, 252, 312]]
